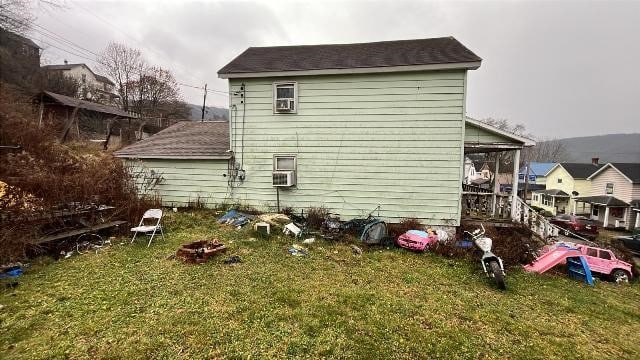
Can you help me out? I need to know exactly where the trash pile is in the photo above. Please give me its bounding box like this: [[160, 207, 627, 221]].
[[176, 239, 227, 264]]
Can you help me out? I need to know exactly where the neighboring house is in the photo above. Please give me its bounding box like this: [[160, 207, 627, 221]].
[[41, 62, 119, 105], [531, 163, 601, 215], [0, 27, 40, 86], [117, 37, 534, 227], [518, 162, 556, 191], [576, 163, 640, 230]]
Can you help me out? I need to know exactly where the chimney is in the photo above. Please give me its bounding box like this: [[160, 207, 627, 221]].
[[64, 59, 68, 65], [592, 157, 599, 166]]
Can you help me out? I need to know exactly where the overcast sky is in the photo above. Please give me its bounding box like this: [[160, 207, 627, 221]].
[[32, 0, 639, 139]]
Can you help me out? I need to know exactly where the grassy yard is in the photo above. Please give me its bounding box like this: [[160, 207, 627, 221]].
[[1, 211, 639, 359]]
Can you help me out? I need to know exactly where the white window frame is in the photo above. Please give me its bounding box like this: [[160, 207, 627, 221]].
[[273, 154, 297, 172], [273, 82, 298, 114], [605, 182, 614, 195]]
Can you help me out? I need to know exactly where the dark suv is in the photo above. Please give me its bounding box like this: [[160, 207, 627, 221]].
[[550, 214, 599, 239]]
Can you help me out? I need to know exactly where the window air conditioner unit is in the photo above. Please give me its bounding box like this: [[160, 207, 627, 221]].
[[276, 99, 294, 112], [272, 171, 295, 187]]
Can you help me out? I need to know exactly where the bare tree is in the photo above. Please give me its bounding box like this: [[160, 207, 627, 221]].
[[0, 0, 35, 34], [522, 139, 568, 163], [98, 42, 145, 111]]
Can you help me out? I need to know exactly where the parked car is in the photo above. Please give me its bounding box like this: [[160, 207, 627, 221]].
[[550, 214, 599, 239], [614, 234, 640, 256]]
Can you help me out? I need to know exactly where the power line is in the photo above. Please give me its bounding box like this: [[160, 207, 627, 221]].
[[2, 12, 229, 96]]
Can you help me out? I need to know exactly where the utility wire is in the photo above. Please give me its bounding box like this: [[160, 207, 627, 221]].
[[2, 12, 229, 96]]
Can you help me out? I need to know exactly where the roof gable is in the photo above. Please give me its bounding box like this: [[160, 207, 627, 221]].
[[587, 163, 640, 183], [218, 37, 481, 78], [546, 163, 601, 179], [464, 117, 535, 146], [114, 121, 230, 159]]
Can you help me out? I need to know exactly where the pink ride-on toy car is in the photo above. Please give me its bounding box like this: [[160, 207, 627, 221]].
[[396, 230, 438, 251], [524, 242, 634, 283]]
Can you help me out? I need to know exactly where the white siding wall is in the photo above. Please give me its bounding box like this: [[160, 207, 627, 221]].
[[227, 70, 467, 224], [590, 167, 633, 202], [126, 159, 230, 207]]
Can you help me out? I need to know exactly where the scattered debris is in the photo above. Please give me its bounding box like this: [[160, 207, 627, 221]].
[[302, 237, 315, 244], [176, 240, 227, 264], [0, 265, 23, 279], [284, 223, 302, 237], [257, 213, 291, 226], [223, 255, 242, 264], [218, 210, 253, 227], [351, 245, 363, 255], [288, 244, 308, 256], [254, 222, 271, 235]]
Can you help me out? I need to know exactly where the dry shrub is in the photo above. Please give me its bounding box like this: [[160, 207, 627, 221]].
[[430, 222, 545, 268], [0, 85, 158, 262], [387, 218, 423, 238], [306, 206, 329, 229]]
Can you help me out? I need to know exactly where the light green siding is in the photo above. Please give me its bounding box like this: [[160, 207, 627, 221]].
[[465, 122, 514, 144], [228, 70, 467, 224], [126, 159, 229, 207]]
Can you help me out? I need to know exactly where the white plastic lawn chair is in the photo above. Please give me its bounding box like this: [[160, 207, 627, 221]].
[[130, 209, 165, 247]]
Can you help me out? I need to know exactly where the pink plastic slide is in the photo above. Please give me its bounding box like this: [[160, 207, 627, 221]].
[[524, 245, 581, 274]]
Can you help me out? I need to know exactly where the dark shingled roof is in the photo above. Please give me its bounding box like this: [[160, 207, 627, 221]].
[[218, 37, 481, 75], [576, 196, 629, 207], [40, 91, 130, 118], [558, 163, 602, 179], [610, 163, 640, 183], [114, 121, 230, 159]]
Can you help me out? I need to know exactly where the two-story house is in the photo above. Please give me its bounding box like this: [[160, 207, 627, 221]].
[[531, 162, 601, 215], [116, 37, 534, 228], [41, 62, 119, 105], [0, 27, 41, 86], [576, 163, 640, 230]]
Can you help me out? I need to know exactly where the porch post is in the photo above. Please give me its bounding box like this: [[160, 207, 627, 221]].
[[492, 152, 500, 216], [573, 199, 577, 215], [623, 207, 629, 230], [510, 149, 521, 220], [603, 207, 610, 228], [635, 211, 640, 230]]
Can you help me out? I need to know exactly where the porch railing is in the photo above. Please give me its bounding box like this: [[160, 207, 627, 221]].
[[462, 191, 561, 241]]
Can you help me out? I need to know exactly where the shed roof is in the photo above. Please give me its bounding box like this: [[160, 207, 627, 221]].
[[114, 121, 230, 160], [548, 163, 601, 179], [218, 37, 481, 78], [38, 91, 131, 118], [587, 163, 640, 183]]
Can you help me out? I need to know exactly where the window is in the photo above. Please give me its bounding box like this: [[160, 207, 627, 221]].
[[557, 178, 562, 183], [533, 194, 538, 202], [273, 154, 296, 172], [598, 251, 612, 260], [605, 183, 614, 195], [518, 174, 524, 180], [586, 248, 598, 257], [273, 82, 297, 113], [81, 74, 87, 83], [592, 206, 599, 216]]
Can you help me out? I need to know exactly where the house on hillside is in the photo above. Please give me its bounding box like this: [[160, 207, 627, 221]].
[[41, 62, 119, 105], [575, 163, 640, 230], [531, 162, 601, 215], [0, 27, 40, 86], [116, 37, 534, 227]]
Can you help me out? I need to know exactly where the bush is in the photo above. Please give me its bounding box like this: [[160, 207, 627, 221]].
[[387, 218, 423, 238], [0, 85, 158, 262], [306, 206, 329, 230]]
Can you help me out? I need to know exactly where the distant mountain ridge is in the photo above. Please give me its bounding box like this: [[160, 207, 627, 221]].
[[186, 103, 228, 121], [545, 133, 640, 163]]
